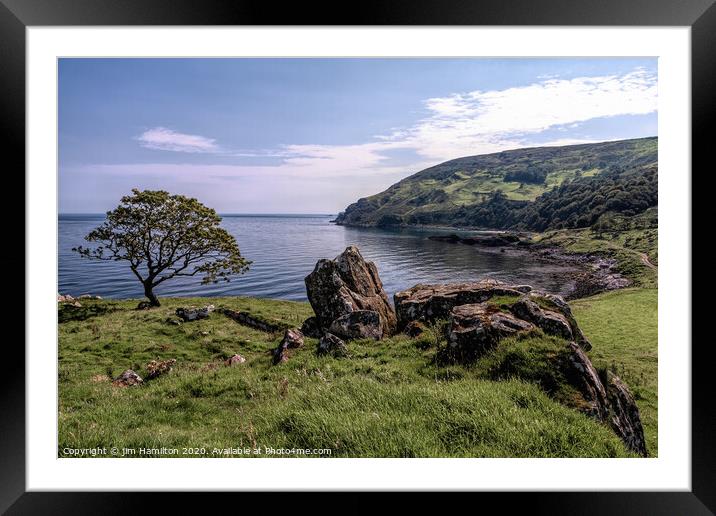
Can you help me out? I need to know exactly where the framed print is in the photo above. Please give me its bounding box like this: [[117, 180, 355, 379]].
[[2, 0, 711, 512]]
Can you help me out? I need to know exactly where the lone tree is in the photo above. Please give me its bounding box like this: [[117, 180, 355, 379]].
[[74, 189, 251, 307]]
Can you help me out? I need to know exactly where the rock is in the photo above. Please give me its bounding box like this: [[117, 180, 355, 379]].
[[136, 301, 153, 310], [283, 328, 304, 348], [112, 369, 143, 387], [427, 234, 461, 243], [220, 308, 287, 332], [176, 305, 215, 322], [394, 280, 525, 330], [513, 285, 533, 293], [562, 342, 609, 420], [272, 328, 305, 365], [78, 294, 102, 300], [316, 332, 348, 357], [300, 316, 322, 338], [305, 246, 396, 338], [527, 292, 591, 350], [605, 371, 648, 456], [428, 234, 521, 247], [508, 297, 573, 340], [561, 343, 647, 455], [58, 294, 82, 307], [328, 310, 383, 341], [446, 303, 534, 361], [145, 358, 176, 380], [165, 317, 183, 325], [404, 320, 427, 338], [225, 354, 246, 366]]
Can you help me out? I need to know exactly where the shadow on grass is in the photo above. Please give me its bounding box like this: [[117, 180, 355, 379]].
[[58, 302, 119, 323]]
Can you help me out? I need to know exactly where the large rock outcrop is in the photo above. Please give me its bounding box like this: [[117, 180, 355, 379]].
[[394, 280, 527, 329], [394, 280, 590, 350], [305, 246, 396, 339]]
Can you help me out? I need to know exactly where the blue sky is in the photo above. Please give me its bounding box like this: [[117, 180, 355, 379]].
[[59, 58, 657, 213]]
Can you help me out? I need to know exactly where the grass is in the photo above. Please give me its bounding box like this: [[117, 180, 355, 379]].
[[58, 287, 657, 458]]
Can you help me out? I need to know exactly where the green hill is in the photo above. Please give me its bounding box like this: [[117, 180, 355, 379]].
[[334, 137, 657, 230]]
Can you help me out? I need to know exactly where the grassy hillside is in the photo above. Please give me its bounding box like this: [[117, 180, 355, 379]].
[[58, 288, 657, 458], [334, 137, 657, 229]]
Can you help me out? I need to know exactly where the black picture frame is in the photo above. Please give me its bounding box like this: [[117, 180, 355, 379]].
[[2, 0, 710, 513]]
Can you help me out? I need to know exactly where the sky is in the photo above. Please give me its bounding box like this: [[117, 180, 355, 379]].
[[59, 58, 657, 214]]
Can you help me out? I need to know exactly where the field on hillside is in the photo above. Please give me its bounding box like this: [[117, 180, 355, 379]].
[[58, 288, 657, 458]]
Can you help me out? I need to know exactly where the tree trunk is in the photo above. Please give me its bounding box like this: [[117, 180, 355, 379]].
[[144, 282, 161, 307]]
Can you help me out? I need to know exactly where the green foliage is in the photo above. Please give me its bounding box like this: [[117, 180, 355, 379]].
[[58, 290, 656, 458], [334, 137, 657, 230], [74, 189, 251, 305]]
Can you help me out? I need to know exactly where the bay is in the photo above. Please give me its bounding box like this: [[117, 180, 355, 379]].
[[58, 214, 580, 301]]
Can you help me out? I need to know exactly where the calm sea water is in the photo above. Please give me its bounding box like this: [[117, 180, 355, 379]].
[[58, 214, 580, 302]]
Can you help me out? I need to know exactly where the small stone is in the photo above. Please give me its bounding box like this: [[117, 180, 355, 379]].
[[272, 328, 305, 365], [112, 369, 143, 387], [225, 354, 246, 366], [176, 305, 214, 322], [316, 332, 348, 357], [145, 359, 176, 380]]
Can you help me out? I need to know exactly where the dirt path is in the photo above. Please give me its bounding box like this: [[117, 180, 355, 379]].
[[638, 252, 657, 269]]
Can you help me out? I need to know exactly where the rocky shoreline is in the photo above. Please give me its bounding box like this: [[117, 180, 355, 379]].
[[427, 232, 630, 300]]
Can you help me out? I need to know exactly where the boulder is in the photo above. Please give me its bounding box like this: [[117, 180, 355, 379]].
[[562, 342, 610, 420], [561, 343, 647, 456], [225, 354, 247, 366], [403, 320, 427, 338], [446, 303, 534, 361], [328, 310, 383, 341], [508, 297, 573, 340], [605, 371, 648, 457], [527, 292, 591, 350], [145, 358, 176, 380], [272, 328, 305, 365], [78, 294, 102, 300], [394, 280, 526, 330], [316, 332, 348, 357], [176, 305, 215, 322], [300, 316, 322, 338], [305, 246, 396, 338], [112, 369, 143, 387]]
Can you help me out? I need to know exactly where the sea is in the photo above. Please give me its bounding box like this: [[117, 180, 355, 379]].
[[58, 214, 580, 302]]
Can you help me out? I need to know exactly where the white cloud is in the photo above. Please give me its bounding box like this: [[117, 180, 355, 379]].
[[114, 69, 657, 211], [393, 68, 658, 161], [136, 127, 220, 153]]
